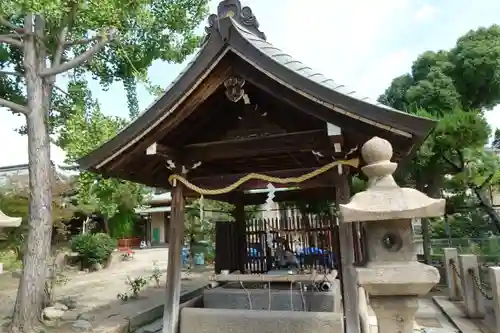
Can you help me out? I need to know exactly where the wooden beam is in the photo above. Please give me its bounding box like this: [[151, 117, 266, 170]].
[[336, 170, 361, 333], [189, 167, 337, 194], [231, 56, 413, 153], [162, 181, 185, 333], [182, 129, 335, 162], [146, 142, 178, 159], [232, 193, 247, 274]]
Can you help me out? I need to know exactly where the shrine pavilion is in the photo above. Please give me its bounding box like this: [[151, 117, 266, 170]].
[[77, 1, 437, 333]]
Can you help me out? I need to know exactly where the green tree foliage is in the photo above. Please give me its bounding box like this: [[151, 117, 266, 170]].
[[1, 2, 209, 330], [184, 198, 239, 245], [70, 232, 116, 267], [1, 0, 208, 124], [185, 200, 213, 243], [58, 80, 148, 237], [182, 198, 261, 261], [378, 25, 500, 260], [429, 213, 492, 240], [447, 148, 500, 230]]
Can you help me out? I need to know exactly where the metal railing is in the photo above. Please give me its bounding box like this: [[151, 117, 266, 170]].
[[468, 267, 493, 301], [449, 258, 463, 298]]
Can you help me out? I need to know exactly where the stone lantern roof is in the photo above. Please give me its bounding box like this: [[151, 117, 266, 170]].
[[0, 210, 21, 228]]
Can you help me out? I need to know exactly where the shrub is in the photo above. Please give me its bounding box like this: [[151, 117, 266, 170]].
[[70, 233, 116, 267], [205, 247, 215, 264]]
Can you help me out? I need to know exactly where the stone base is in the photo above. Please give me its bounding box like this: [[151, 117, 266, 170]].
[[203, 286, 337, 312], [370, 295, 419, 333], [180, 308, 343, 333], [357, 262, 440, 296]]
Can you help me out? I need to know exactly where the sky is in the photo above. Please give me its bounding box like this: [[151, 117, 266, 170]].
[[1, 0, 500, 167]]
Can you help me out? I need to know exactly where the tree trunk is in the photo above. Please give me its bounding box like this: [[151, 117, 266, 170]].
[[421, 176, 443, 264], [472, 187, 500, 233], [415, 177, 436, 265], [10, 17, 53, 332], [189, 234, 195, 269], [421, 219, 431, 264], [82, 217, 90, 234], [103, 218, 110, 234]]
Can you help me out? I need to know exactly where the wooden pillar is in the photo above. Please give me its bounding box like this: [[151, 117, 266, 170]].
[[336, 171, 360, 333], [146, 216, 152, 246], [360, 223, 368, 265], [162, 181, 185, 333], [233, 194, 247, 273], [164, 211, 169, 245], [352, 222, 362, 264]]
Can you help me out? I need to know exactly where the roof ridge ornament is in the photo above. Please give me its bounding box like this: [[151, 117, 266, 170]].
[[206, 0, 266, 40], [224, 76, 246, 103]]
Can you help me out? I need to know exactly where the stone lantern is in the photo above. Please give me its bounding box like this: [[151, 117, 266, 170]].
[[339, 137, 445, 333], [0, 210, 22, 228], [0, 209, 22, 274]]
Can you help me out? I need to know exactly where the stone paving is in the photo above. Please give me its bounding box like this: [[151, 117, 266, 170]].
[[432, 296, 488, 333], [0, 248, 211, 330], [414, 298, 458, 332]]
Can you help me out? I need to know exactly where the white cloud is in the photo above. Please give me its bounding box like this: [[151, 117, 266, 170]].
[[245, 0, 410, 88], [414, 4, 437, 22], [485, 106, 500, 133], [0, 109, 67, 168], [354, 49, 414, 99]]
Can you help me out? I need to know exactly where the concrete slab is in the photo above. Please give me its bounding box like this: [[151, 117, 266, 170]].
[[365, 298, 457, 333], [135, 320, 162, 333], [417, 298, 458, 331], [138, 296, 459, 333]]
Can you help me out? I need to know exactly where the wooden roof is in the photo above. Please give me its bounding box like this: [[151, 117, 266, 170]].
[[77, 0, 435, 193]]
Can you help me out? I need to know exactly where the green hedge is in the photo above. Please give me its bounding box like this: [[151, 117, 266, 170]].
[[70, 233, 116, 267]]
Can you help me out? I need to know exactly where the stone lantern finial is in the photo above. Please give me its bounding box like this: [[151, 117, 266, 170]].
[[361, 136, 396, 177], [339, 136, 446, 333], [340, 136, 445, 222]]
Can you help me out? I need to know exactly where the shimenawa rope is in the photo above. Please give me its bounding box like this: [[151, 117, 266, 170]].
[[167, 158, 360, 196]]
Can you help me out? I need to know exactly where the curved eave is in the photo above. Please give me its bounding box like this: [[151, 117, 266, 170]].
[[78, 16, 436, 175], [77, 34, 227, 171], [223, 17, 435, 140]]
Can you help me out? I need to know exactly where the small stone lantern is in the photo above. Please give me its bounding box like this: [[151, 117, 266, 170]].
[[0, 210, 22, 274], [0, 210, 22, 228], [339, 137, 445, 333]]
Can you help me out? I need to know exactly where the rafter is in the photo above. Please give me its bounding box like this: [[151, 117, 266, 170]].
[[104, 63, 232, 173], [174, 129, 336, 162]]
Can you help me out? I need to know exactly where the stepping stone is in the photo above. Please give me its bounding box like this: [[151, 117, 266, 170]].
[[73, 319, 93, 331]]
